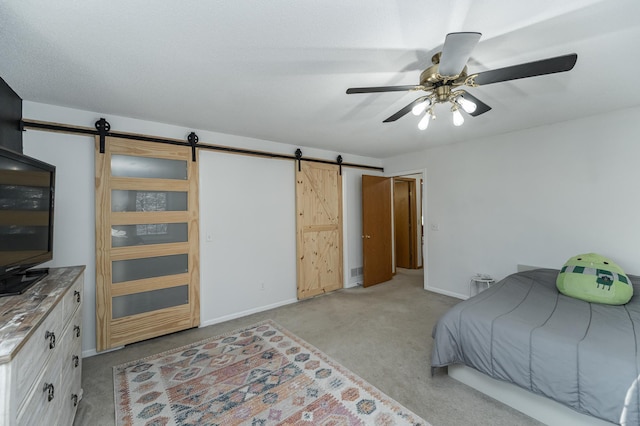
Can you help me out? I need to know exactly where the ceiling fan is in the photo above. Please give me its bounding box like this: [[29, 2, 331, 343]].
[[346, 32, 577, 130]]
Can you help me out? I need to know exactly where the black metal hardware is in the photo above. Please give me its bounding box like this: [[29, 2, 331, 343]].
[[295, 149, 302, 172], [95, 118, 111, 154], [72, 394, 78, 407], [21, 119, 385, 172], [43, 382, 55, 402], [72, 355, 80, 368], [74, 325, 81, 338], [44, 330, 56, 349], [74, 290, 81, 303], [187, 132, 199, 162], [337, 155, 343, 175]]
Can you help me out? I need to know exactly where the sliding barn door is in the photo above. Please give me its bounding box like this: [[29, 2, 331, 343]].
[[296, 161, 343, 299], [95, 137, 199, 351]]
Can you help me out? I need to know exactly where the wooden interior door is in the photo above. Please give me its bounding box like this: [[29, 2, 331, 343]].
[[394, 178, 416, 269], [95, 137, 200, 351], [362, 175, 392, 287], [296, 161, 343, 299]]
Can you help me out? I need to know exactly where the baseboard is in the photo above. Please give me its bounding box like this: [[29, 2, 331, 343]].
[[83, 345, 124, 358], [82, 298, 299, 358], [199, 298, 299, 328], [425, 285, 468, 300], [448, 364, 614, 426], [345, 279, 361, 289]]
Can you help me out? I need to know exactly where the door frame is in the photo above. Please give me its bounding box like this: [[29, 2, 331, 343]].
[[387, 168, 428, 290]]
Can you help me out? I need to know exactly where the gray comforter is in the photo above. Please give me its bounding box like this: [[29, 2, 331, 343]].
[[431, 268, 640, 425]]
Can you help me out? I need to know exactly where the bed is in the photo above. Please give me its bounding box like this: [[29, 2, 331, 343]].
[[431, 268, 640, 425]]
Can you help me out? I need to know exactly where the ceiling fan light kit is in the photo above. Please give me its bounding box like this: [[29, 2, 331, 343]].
[[412, 99, 430, 116], [457, 96, 477, 114], [418, 111, 432, 130], [451, 105, 464, 127], [346, 32, 577, 131]]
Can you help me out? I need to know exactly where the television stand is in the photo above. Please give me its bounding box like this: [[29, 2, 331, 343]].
[[0, 268, 49, 297]]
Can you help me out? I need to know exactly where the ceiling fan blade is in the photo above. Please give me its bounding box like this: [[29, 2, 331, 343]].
[[383, 97, 429, 122], [438, 32, 482, 77], [458, 92, 491, 117], [346, 85, 421, 94], [473, 53, 577, 86]]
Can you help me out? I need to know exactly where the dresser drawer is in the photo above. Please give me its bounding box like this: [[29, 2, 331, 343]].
[[0, 267, 85, 426], [62, 275, 83, 328], [15, 303, 62, 408], [60, 308, 82, 385], [57, 352, 82, 426], [16, 353, 62, 426]]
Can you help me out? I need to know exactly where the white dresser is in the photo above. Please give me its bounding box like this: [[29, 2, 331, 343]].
[[0, 266, 85, 426]]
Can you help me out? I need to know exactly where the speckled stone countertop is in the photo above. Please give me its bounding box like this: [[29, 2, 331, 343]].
[[0, 266, 85, 364]]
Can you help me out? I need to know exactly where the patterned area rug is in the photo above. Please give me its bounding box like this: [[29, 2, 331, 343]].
[[114, 320, 428, 425]]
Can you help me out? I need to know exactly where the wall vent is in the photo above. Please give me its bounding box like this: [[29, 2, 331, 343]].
[[350, 267, 364, 278]]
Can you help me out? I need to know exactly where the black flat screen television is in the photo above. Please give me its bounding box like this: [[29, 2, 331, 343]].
[[0, 146, 55, 296]]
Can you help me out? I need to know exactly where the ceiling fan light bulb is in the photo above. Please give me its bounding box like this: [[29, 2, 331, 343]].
[[458, 97, 477, 113], [418, 112, 431, 130], [412, 100, 430, 116], [452, 108, 464, 126]]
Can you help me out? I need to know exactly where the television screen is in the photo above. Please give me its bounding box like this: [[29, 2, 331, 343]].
[[0, 146, 55, 295]]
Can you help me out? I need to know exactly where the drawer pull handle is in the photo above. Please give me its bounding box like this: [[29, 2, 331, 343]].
[[71, 393, 79, 407], [74, 290, 81, 303], [74, 325, 81, 338], [44, 330, 56, 349], [43, 382, 55, 402], [72, 355, 80, 368]]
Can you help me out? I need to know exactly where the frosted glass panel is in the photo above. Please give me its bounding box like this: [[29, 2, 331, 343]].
[[112, 254, 188, 283], [112, 190, 187, 212], [111, 155, 187, 180], [112, 223, 188, 247], [112, 285, 188, 319]]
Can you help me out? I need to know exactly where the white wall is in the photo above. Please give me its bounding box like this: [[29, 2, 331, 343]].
[[198, 150, 297, 325], [22, 130, 97, 353], [22, 102, 382, 356], [384, 107, 640, 299]]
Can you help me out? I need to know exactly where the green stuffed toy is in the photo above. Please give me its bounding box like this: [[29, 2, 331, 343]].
[[557, 253, 633, 305]]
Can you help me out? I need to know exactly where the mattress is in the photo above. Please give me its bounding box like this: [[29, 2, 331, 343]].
[[431, 268, 640, 425]]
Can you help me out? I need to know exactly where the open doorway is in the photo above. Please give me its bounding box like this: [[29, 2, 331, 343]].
[[394, 178, 416, 268], [393, 174, 423, 270], [361, 170, 425, 288]]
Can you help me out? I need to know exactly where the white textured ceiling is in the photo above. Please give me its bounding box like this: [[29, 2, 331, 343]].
[[1, 0, 638, 158]]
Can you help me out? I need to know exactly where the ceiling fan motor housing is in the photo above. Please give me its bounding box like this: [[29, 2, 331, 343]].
[[419, 61, 469, 88]]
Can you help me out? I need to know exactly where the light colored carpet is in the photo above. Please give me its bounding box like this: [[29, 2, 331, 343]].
[[75, 269, 542, 426], [114, 320, 428, 425]]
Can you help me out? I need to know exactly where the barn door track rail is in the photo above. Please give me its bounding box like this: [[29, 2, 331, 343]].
[[21, 118, 383, 172]]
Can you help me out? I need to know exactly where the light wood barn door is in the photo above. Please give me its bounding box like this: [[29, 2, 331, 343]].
[[296, 161, 343, 299], [95, 137, 199, 351]]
